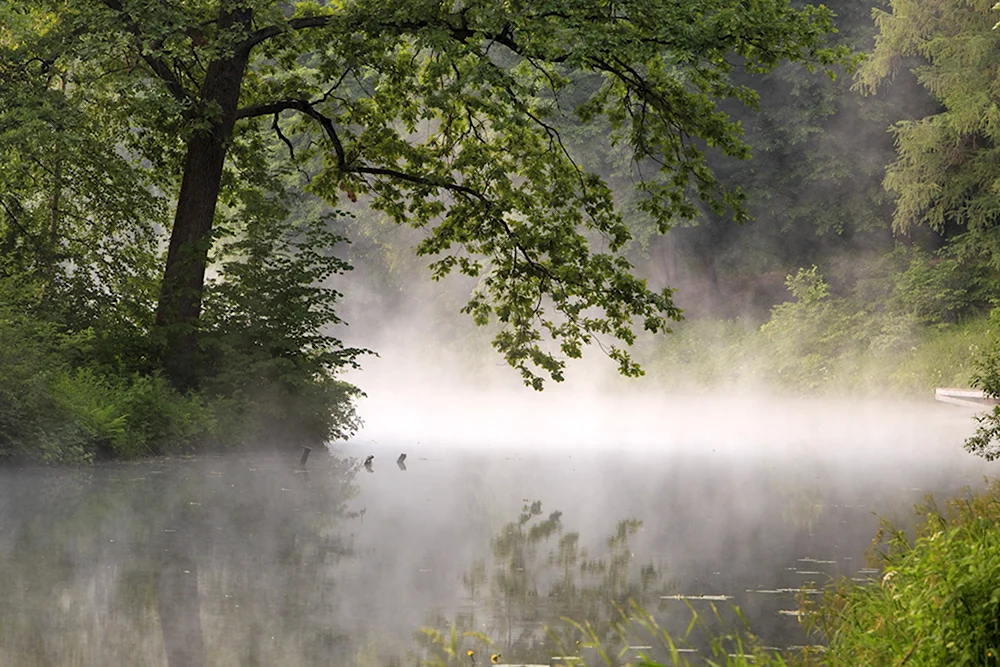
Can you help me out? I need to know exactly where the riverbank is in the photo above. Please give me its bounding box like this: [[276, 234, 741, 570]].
[[638, 287, 993, 399], [5, 259, 997, 464]]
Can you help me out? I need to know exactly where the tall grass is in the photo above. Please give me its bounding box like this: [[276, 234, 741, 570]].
[[801, 479, 1000, 666], [418, 602, 806, 667]]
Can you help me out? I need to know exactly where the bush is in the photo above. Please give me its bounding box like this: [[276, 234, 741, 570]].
[[0, 275, 218, 463], [760, 266, 847, 388], [759, 266, 919, 390], [889, 248, 970, 325], [0, 277, 82, 462], [0, 201, 366, 462], [200, 202, 365, 447], [51, 369, 216, 458]]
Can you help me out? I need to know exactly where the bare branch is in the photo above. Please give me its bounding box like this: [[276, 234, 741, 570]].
[[272, 113, 295, 160]]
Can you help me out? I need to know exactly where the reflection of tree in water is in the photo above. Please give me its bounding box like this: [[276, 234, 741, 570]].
[[0, 454, 363, 667], [780, 485, 825, 533], [418, 500, 667, 666]]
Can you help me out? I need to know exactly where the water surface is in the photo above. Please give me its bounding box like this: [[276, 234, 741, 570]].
[[0, 396, 991, 665]]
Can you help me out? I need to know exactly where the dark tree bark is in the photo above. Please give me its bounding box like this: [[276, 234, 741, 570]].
[[154, 7, 252, 388]]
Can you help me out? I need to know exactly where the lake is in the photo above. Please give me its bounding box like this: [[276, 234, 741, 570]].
[[0, 394, 992, 666]]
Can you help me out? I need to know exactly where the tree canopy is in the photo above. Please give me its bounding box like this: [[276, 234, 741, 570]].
[[1, 0, 850, 390], [857, 0, 1000, 263]]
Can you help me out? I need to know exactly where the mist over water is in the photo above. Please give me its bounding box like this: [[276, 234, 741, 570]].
[[3, 0, 992, 662], [347, 336, 978, 457], [330, 339, 989, 659], [0, 364, 991, 665], [4, 278, 995, 664]]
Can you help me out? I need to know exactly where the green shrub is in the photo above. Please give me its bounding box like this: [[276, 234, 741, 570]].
[[889, 249, 969, 325], [0, 274, 220, 462], [51, 369, 130, 455], [640, 317, 763, 390], [201, 204, 365, 447], [761, 266, 880, 390], [0, 198, 364, 462], [51, 369, 216, 458], [119, 373, 216, 454], [0, 278, 81, 461]]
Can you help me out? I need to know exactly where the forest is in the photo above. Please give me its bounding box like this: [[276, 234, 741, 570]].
[[3, 0, 1000, 463]]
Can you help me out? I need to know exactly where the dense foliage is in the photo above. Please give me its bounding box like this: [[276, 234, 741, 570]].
[[4, 0, 1000, 460], [0, 0, 857, 460], [2, 0, 854, 390], [857, 0, 1000, 261]]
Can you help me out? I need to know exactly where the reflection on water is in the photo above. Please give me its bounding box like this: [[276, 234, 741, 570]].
[[417, 502, 666, 666], [0, 401, 993, 666], [0, 456, 361, 666]]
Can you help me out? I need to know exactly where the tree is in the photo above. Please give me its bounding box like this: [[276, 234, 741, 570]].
[[857, 0, 1000, 262], [855, 0, 1000, 460], [622, 0, 941, 319], [4, 0, 849, 390], [200, 196, 366, 444], [0, 4, 164, 339]]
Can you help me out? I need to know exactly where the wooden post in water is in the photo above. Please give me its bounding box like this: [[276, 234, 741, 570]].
[[299, 446, 312, 467]]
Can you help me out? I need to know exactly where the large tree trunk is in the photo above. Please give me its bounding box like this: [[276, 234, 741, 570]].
[[155, 8, 251, 388]]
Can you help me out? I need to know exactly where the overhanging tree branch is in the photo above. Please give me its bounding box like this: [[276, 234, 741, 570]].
[[236, 98, 347, 168]]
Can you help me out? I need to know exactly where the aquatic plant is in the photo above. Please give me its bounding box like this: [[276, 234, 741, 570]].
[[802, 479, 1000, 666], [419, 600, 800, 667]]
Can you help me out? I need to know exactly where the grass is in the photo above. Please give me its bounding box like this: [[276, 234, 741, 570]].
[[889, 317, 993, 394], [418, 601, 811, 667], [800, 479, 1000, 667]]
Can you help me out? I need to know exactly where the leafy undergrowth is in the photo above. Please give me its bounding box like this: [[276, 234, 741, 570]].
[[642, 258, 994, 398]]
